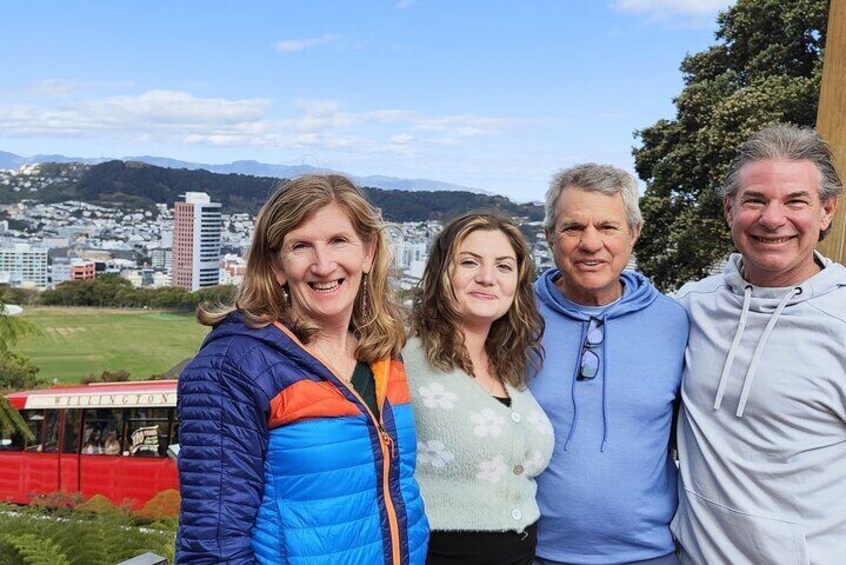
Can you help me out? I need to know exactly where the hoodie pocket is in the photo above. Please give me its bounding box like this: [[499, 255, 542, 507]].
[[672, 488, 808, 565]]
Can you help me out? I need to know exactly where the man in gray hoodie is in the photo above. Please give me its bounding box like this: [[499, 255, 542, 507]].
[[673, 124, 846, 565]]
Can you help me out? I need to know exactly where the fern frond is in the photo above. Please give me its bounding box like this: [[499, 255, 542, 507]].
[[0, 309, 39, 353], [3, 533, 72, 565], [0, 502, 176, 565]]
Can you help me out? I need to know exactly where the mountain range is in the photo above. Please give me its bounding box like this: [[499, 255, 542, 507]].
[[0, 151, 489, 195], [0, 159, 543, 222]]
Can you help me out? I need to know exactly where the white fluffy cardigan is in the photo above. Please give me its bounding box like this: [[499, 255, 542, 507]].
[[403, 336, 554, 533]]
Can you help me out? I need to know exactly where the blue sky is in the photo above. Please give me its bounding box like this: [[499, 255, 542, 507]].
[[0, 0, 735, 202]]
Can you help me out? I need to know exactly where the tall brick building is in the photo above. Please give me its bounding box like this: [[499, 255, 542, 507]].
[[172, 192, 221, 291]]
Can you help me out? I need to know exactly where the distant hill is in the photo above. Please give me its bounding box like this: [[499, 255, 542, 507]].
[[1, 150, 490, 195], [0, 151, 23, 169], [0, 159, 543, 222], [0, 151, 107, 169], [123, 156, 322, 181]]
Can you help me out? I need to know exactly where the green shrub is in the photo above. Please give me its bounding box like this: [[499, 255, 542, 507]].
[[0, 503, 176, 565]]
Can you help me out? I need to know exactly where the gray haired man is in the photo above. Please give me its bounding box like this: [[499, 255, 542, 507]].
[[673, 124, 846, 564], [532, 164, 688, 564]]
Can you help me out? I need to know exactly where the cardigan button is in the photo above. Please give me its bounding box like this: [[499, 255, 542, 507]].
[[511, 509, 522, 520], [510, 412, 521, 423], [513, 464, 524, 475]]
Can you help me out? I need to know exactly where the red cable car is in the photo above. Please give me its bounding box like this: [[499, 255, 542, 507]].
[[1, 380, 179, 509]]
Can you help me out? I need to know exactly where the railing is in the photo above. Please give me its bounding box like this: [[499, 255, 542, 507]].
[[116, 552, 167, 565]]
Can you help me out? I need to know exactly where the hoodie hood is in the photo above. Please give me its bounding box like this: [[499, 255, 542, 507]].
[[535, 267, 659, 320], [708, 252, 846, 418], [723, 252, 846, 304], [534, 268, 665, 452]]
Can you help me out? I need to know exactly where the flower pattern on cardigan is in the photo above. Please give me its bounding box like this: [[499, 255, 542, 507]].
[[523, 450, 548, 476], [418, 439, 456, 469], [403, 337, 555, 532], [477, 455, 508, 484], [418, 382, 458, 410], [470, 408, 506, 437], [528, 409, 553, 435]]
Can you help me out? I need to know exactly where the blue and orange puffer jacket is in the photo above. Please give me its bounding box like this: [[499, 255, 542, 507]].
[[176, 313, 429, 564]]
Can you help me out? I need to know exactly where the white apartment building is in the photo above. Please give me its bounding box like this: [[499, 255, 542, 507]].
[[392, 240, 428, 270], [0, 243, 48, 288], [150, 247, 173, 273]]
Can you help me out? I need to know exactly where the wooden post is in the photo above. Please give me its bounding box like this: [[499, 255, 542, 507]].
[[817, 0, 846, 262]]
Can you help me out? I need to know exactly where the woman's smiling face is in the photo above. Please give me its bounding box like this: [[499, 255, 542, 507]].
[[272, 202, 374, 330], [449, 228, 518, 333]]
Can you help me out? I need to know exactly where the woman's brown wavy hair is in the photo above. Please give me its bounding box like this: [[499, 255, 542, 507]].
[[198, 174, 406, 362], [411, 212, 544, 388]]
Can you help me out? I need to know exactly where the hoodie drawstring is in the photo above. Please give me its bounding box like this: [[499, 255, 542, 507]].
[[713, 285, 753, 411], [713, 285, 801, 417], [600, 323, 609, 452], [734, 287, 801, 417]]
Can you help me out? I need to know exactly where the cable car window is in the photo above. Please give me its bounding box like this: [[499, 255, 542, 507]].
[[62, 410, 81, 454], [82, 409, 125, 456], [127, 408, 169, 457]]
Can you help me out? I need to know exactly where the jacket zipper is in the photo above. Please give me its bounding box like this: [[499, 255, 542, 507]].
[[338, 376, 402, 565]]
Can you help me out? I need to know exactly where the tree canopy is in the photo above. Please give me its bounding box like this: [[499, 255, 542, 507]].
[[633, 0, 829, 291], [0, 304, 39, 438], [38, 275, 237, 310]]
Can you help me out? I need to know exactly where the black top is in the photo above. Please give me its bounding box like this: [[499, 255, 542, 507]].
[[350, 361, 379, 417], [494, 395, 512, 407], [426, 522, 538, 565]]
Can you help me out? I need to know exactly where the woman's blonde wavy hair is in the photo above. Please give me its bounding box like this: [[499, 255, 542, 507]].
[[411, 212, 544, 388], [198, 174, 406, 362]]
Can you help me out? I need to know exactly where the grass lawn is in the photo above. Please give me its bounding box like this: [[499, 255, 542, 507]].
[[11, 307, 210, 383]]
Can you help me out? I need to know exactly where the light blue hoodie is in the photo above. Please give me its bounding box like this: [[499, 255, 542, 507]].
[[673, 254, 846, 565], [531, 268, 688, 564]]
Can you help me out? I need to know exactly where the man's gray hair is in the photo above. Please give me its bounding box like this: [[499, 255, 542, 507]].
[[722, 124, 843, 202], [544, 163, 643, 233]]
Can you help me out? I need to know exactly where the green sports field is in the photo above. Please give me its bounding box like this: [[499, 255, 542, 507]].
[[11, 308, 210, 384]]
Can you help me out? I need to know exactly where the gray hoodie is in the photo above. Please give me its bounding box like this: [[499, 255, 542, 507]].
[[673, 253, 846, 565]]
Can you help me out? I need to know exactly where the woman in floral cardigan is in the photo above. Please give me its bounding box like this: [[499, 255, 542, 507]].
[[403, 212, 554, 565]]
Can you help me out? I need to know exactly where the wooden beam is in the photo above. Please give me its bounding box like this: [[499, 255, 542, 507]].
[[817, 0, 846, 262]]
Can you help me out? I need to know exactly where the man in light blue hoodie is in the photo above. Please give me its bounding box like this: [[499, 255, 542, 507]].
[[531, 164, 688, 564], [673, 124, 846, 565]]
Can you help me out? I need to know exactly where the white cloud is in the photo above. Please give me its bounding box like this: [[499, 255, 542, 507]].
[[424, 137, 461, 147], [0, 79, 111, 99], [0, 81, 538, 156], [390, 133, 415, 145], [395, 0, 415, 10], [0, 90, 271, 139], [413, 115, 528, 136], [25, 79, 84, 98], [90, 90, 270, 124], [274, 33, 338, 53], [283, 100, 520, 141], [614, 0, 734, 17], [0, 89, 559, 191]]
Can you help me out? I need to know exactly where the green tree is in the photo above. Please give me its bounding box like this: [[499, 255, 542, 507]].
[[0, 303, 39, 439], [0, 353, 40, 391], [633, 0, 829, 291]]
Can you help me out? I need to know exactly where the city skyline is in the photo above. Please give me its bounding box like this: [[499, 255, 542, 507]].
[[2, 1, 735, 202]]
